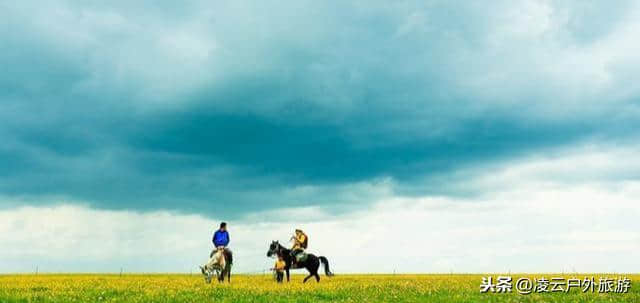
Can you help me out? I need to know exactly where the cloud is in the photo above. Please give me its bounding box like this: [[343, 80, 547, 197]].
[[2, 144, 639, 273], [1, 0, 640, 217]]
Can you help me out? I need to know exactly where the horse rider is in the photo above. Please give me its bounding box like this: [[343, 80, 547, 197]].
[[290, 228, 308, 265], [211, 222, 231, 257]]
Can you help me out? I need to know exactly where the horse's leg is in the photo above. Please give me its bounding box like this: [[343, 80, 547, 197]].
[[305, 257, 320, 283], [303, 274, 313, 283], [227, 267, 231, 283], [286, 268, 290, 282]]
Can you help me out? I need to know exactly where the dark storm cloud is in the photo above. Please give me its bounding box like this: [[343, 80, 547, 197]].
[[1, 0, 639, 216]]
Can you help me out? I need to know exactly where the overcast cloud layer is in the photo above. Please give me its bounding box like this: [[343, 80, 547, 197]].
[[2, 144, 639, 273], [1, 1, 640, 272]]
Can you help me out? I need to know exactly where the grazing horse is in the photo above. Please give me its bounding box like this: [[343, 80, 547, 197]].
[[200, 248, 233, 283], [266, 240, 333, 283]]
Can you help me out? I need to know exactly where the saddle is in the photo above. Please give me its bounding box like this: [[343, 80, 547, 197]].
[[292, 251, 308, 266]]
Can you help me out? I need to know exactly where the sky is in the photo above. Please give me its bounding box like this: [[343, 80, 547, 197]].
[[1, 0, 639, 273]]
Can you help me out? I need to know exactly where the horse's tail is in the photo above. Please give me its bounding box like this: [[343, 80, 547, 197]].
[[318, 256, 334, 276]]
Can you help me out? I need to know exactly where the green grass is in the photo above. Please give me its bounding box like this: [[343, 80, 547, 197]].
[[0, 274, 637, 302]]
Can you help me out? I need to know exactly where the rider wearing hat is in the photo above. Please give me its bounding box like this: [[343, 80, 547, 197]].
[[290, 229, 308, 265]]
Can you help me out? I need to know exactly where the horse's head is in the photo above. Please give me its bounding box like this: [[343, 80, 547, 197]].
[[267, 240, 280, 257], [200, 265, 215, 284]]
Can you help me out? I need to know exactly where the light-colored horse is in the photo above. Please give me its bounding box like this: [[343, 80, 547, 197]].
[[200, 247, 231, 283]]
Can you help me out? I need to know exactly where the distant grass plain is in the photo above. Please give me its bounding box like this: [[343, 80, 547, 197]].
[[0, 274, 637, 302]]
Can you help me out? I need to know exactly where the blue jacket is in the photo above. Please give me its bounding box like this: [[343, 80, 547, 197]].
[[212, 230, 230, 247]]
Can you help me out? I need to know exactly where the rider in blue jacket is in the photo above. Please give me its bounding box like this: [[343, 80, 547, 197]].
[[212, 222, 230, 248], [209, 222, 233, 267]]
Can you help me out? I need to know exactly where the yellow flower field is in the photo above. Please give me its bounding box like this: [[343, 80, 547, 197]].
[[0, 274, 637, 302]]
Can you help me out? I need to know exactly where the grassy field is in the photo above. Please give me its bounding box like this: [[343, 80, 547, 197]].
[[0, 274, 637, 302]]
